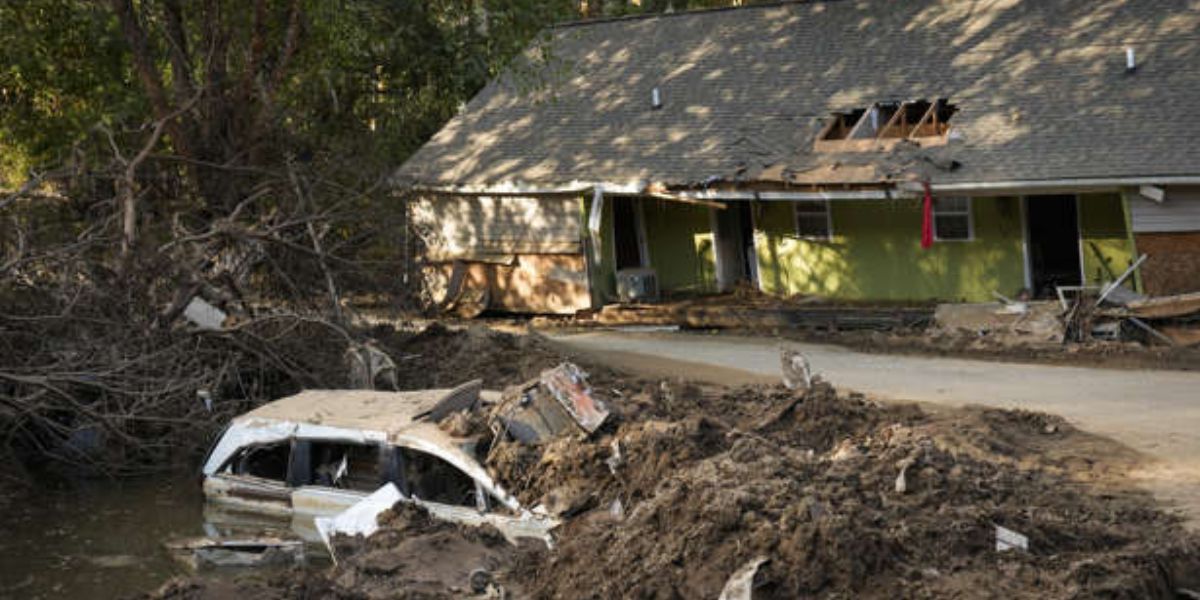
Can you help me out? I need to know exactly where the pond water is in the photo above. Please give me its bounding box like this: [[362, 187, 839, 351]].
[[0, 474, 205, 599]]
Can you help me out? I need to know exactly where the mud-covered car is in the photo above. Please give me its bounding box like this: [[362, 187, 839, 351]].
[[201, 386, 557, 543]]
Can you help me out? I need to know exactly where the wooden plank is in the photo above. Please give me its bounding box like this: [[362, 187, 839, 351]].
[[1125, 291, 1200, 319], [644, 191, 727, 210], [1158, 324, 1200, 347], [877, 102, 908, 139]]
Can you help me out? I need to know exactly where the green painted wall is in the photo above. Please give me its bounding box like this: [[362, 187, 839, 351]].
[[1079, 192, 1135, 286], [755, 197, 1027, 301], [584, 196, 717, 302], [641, 200, 717, 294], [586, 192, 1135, 304]]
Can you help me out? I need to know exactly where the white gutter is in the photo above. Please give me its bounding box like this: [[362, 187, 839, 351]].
[[914, 176, 1200, 194], [677, 189, 910, 201], [407, 180, 646, 196]]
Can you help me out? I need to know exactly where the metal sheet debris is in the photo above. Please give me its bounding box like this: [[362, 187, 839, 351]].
[[315, 483, 404, 556], [494, 363, 610, 444], [417, 378, 483, 422], [540, 363, 609, 433]]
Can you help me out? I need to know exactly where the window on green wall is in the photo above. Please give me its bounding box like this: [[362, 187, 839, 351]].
[[794, 201, 832, 240], [933, 196, 973, 241]]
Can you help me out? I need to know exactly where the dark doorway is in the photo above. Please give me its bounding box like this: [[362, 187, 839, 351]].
[[611, 197, 643, 270], [713, 201, 757, 291], [736, 202, 756, 281], [1026, 195, 1082, 298]]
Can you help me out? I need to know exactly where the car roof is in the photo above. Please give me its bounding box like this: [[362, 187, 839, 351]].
[[238, 389, 492, 438]]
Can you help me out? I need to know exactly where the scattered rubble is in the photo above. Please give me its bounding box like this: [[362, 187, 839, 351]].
[[932, 256, 1200, 350], [144, 326, 1200, 599]]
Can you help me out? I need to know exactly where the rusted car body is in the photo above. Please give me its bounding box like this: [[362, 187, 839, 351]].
[[202, 388, 557, 543]]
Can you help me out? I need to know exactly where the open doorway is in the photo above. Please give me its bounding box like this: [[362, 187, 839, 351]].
[[712, 201, 757, 291], [1025, 195, 1082, 298], [611, 196, 646, 270]]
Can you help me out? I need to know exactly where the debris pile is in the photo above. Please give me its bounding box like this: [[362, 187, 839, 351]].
[[493, 382, 1199, 598], [154, 369, 1200, 599], [932, 255, 1200, 350], [0, 287, 365, 475], [128, 330, 1200, 599]]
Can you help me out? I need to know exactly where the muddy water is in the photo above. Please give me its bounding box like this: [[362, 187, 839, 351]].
[[0, 475, 204, 599]]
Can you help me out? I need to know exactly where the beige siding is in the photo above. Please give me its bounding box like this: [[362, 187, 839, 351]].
[[411, 195, 582, 260], [1130, 186, 1200, 233]]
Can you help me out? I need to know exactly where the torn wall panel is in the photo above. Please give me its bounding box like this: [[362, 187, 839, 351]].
[[422, 254, 591, 315], [1134, 232, 1200, 296]]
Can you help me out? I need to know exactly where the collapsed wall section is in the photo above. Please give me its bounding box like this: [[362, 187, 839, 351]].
[[1129, 186, 1200, 296]]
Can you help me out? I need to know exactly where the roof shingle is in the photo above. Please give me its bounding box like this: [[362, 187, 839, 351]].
[[395, 0, 1200, 188]]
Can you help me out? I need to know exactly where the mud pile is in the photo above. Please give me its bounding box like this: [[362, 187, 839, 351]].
[[381, 323, 584, 390], [490, 382, 1199, 599]]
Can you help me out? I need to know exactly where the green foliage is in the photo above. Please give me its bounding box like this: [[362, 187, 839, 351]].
[[0, 2, 135, 186]]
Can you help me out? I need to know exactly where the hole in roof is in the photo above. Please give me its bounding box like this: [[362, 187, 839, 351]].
[[821, 99, 958, 141]]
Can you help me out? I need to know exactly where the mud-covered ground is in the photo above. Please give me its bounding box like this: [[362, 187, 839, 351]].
[[779, 328, 1200, 373], [146, 325, 1200, 599]]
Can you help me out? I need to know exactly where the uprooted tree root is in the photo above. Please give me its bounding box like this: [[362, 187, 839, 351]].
[[144, 323, 1200, 600]]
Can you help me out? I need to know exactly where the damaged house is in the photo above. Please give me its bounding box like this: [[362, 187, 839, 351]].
[[394, 0, 1200, 315]]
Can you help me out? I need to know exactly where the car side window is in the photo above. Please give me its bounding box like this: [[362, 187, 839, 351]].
[[290, 440, 386, 492], [229, 442, 290, 482], [393, 447, 480, 509]]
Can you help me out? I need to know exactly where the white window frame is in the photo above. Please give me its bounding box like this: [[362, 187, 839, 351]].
[[932, 196, 974, 242], [793, 200, 834, 241]]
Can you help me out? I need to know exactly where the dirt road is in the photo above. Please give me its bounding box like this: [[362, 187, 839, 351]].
[[548, 329, 1200, 525]]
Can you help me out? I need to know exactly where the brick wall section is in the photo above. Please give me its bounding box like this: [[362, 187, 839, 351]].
[[1135, 232, 1200, 296]]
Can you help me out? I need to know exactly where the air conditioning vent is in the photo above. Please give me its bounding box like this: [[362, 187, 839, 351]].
[[616, 268, 659, 304]]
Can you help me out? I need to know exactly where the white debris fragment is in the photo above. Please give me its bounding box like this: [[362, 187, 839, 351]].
[[606, 439, 623, 474], [183, 297, 227, 331], [995, 525, 1029, 552], [609, 499, 624, 520], [197, 390, 213, 412], [895, 456, 917, 494], [314, 483, 404, 559], [718, 556, 769, 600], [780, 345, 813, 392]]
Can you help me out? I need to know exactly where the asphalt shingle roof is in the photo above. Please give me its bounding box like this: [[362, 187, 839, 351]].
[[395, 0, 1200, 189]]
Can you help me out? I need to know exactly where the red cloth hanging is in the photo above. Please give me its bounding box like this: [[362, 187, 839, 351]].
[[920, 181, 934, 249]]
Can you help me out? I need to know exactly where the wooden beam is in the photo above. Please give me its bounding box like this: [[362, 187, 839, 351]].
[[645, 191, 727, 210], [909, 100, 937, 139]]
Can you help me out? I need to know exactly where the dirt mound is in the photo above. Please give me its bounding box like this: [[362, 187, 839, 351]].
[[381, 323, 575, 390], [490, 383, 1200, 599], [320, 504, 522, 599]]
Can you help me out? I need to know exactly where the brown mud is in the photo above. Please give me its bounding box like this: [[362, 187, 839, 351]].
[[146, 325, 1200, 599]]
